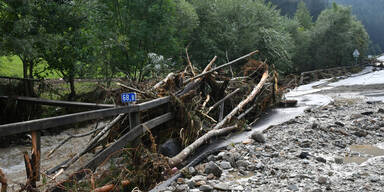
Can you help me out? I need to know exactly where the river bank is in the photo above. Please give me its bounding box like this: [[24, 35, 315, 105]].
[[167, 96, 384, 192]]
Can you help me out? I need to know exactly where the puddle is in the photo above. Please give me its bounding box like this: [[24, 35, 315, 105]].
[[344, 145, 384, 164]]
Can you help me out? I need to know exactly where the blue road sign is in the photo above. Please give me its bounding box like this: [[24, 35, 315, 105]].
[[121, 93, 136, 103]]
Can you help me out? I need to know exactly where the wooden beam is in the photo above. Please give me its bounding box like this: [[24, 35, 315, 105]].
[[0, 96, 114, 109], [0, 97, 170, 136]]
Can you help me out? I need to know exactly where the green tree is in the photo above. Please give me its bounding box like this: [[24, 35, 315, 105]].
[[0, 0, 45, 95], [189, 0, 294, 72], [88, 0, 193, 82], [309, 3, 369, 68], [294, 1, 313, 29]]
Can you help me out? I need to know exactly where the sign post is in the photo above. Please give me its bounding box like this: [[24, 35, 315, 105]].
[[121, 92, 137, 130], [353, 49, 360, 66]]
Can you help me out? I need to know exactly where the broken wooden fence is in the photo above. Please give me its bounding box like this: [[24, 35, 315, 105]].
[[0, 96, 171, 188]]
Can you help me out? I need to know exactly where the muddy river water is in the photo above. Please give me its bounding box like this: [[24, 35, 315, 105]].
[[2, 63, 384, 191]]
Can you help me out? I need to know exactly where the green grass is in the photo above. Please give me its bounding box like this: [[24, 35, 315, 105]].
[[0, 55, 61, 79], [0, 55, 23, 77]]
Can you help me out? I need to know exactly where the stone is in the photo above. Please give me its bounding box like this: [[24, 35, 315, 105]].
[[299, 140, 312, 148], [316, 156, 327, 163], [188, 166, 197, 176], [220, 161, 232, 169], [298, 152, 310, 159], [334, 140, 347, 148], [335, 121, 345, 127], [312, 123, 319, 129], [288, 184, 299, 191], [361, 111, 374, 115], [243, 139, 254, 145], [370, 176, 380, 182], [318, 176, 328, 185], [190, 175, 207, 183], [204, 161, 223, 177], [353, 130, 368, 137], [255, 162, 265, 170], [159, 138, 182, 157], [378, 108, 384, 113], [175, 184, 189, 192], [186, 180, 196, 188], [251, 131, 266, 143], [312, 189, 323, 192], [207, 173, 215, 180], [236, 160, 249, 168], [213, 182, 230, 191], [199, 185, 213, 192], [177, 178, 185, 184]]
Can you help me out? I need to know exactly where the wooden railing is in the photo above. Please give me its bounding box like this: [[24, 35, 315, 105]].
[[0, 96, 172, 188]]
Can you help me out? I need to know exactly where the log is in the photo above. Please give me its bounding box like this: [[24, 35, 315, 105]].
[[0, 168, 7, 192], [93, 184, 114, 192], [183, 51, 258, 84], [153, 73, 175, 90], [168, 125, 238, 167], [213, 69, 269, 130]]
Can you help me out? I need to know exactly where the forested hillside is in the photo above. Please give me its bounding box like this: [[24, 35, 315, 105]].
[[0, 0, 370, 97], [268, 0, 329, 19], [333, 0, 384, 54]]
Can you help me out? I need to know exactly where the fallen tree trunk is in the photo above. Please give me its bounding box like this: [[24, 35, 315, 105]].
[[153, 73, 175, 90], [213, 69, 269, 130], [168, 125, 238, 167]]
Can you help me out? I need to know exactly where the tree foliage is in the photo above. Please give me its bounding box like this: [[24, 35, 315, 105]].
[[0, 0, 373, 97], [309, 3, 369, 69], [189, 0, 294, 71]]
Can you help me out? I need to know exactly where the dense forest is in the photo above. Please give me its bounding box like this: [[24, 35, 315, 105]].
[[271, 0, 384, 54], [0, 0, 370, 98]]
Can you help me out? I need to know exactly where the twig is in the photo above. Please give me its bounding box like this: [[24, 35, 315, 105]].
[[201, 95, 210, 110], [116, 82, 146, 95], [47, 125, 105, 158], [185, 47, 196, 76], [59, 114, 124, 171], [184, 50, 258, 84]]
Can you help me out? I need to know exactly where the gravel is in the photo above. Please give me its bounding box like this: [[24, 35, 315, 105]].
[[166, 98, 384, 191]]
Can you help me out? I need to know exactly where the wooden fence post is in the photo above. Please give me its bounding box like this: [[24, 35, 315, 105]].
[[31, 131, 41, 182]]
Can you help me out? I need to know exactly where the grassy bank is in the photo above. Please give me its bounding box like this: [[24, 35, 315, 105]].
[[0, 55, 61, 79]]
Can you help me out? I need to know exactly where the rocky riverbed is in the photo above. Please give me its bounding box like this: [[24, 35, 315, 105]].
[[165, 98, 384, 192]]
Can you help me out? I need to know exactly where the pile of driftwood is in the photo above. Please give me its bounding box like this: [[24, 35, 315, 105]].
[[45, 50, 281, 192]]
